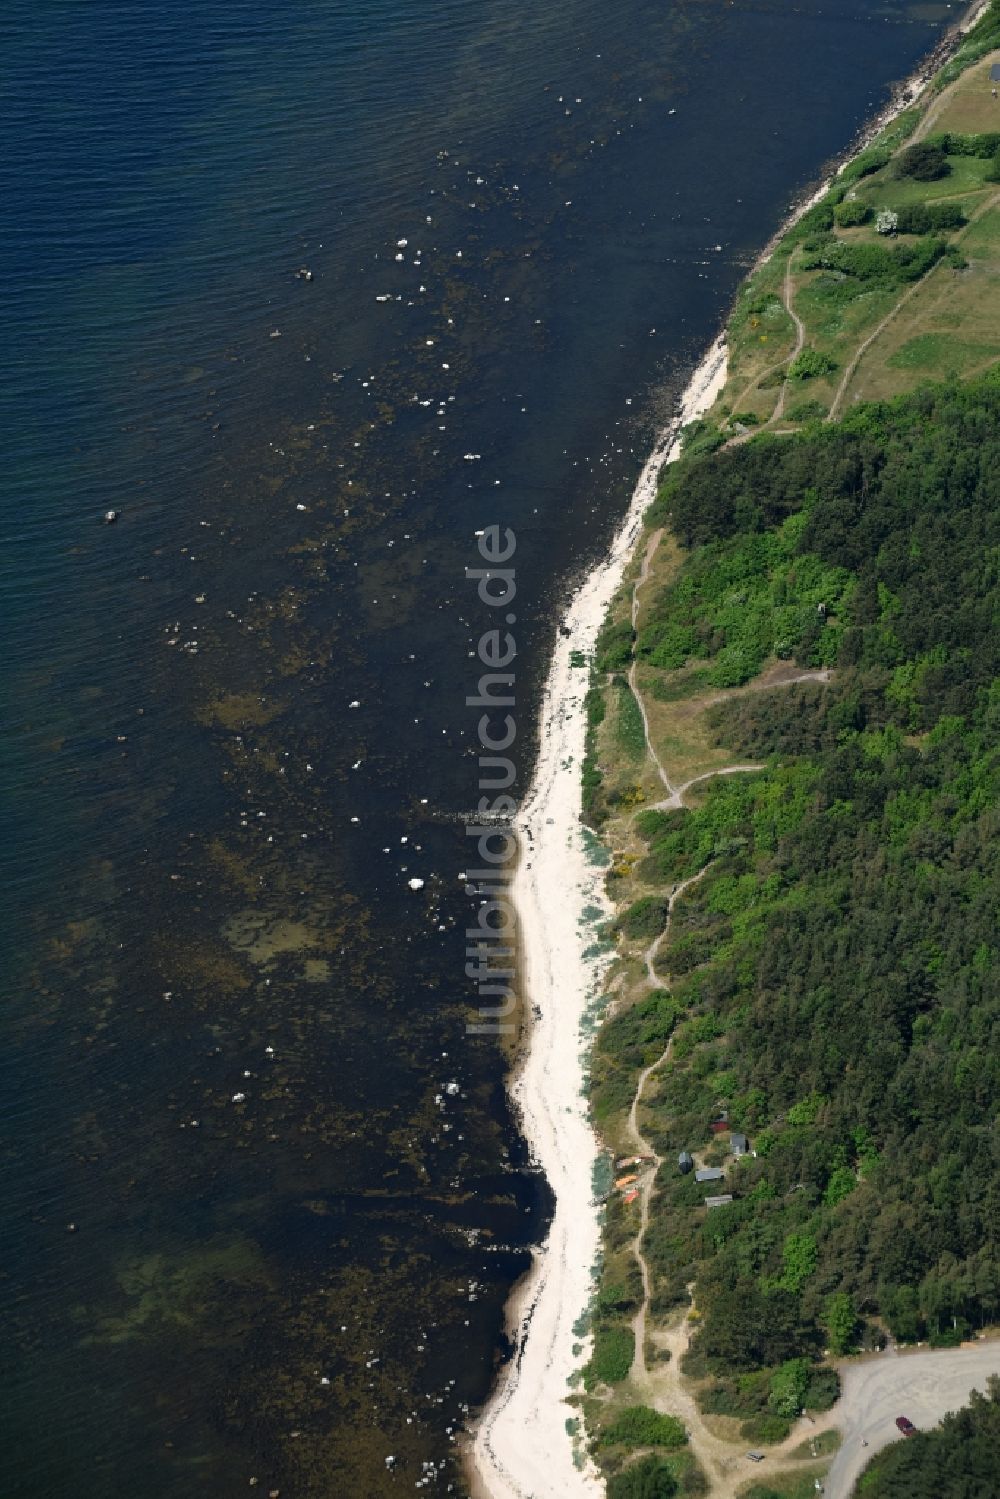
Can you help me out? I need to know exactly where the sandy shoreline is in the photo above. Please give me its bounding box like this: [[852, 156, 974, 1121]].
[[466, 334, 728, 1499], [466, 7, 990, 1496]]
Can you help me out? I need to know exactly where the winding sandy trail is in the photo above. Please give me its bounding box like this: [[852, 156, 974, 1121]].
[[628, 529, 677, 802], [772, 255, 806, 423], [608, 593, 841, 1489], [628, 869, 709, 1374], [727, 248, 806, 443], [651, 764, 763, 813]]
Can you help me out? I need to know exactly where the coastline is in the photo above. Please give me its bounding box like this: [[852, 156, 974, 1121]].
[[467, 5, 993, 1496], [467, 335, 728, 1499], [747, 0, 989, 280]]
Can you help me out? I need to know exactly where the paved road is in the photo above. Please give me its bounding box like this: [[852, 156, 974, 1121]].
[[823, 1342, 1000, 1498]]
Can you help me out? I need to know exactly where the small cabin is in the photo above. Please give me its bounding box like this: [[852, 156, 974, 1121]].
[[696, 1166, 725, 1183], [991, 62, 1000, 81], [705, 1194, 734, 1209], [678, 1151, 694, 1175], [709, 1120, 729, 1135], [731, 1132, 749, 1156]]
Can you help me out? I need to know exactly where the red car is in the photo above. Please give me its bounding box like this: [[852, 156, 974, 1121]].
[[895, 1416, 916, 1436]]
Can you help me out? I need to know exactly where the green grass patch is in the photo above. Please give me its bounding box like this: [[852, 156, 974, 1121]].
[[790, 1429, 841, 1459], [598, 1405, 688, 1450], [646, 666, 714, 703], [785, 397, 828, 422], [857, 151, 991, 208], [886, 332, 999, 374], [740, 1413, 792, 1445], [615, 681, 648, 760], [740, 1478, 826, 1499]]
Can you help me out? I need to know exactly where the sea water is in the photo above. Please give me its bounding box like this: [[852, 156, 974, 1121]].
[[1, 0, 951, 1492]]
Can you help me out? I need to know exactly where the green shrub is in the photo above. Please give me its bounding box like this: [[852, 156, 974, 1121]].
[[786, 398, 827, 422], [801, 234, 945, 285], [784, 200, 835, 245], [585, 1323, 635, 1388], [597, 989, 680, 1070], [823, 1292, 857, 1354], [635, 808, 684, 842], [757, 366, 787, 390], [768, 1357, 811, 1417], [839, 144, 891, 183], [924, 129, 1000, 159], [608, 1457, 679, 1499], [804, 1366, 840, 1411], [616, 683, 647, 760], [648, 623, 699, 671], [928, 1322, 967, 1348], [700, 1368, 771, 1418], [679, 419, 725, 458], [596, 618, 635, 672], [987, 147, 1000, 183], [883, 1284, 923, 1343], [894, 141, 949, 180], [618, 895, 670, 940], [586, 684, 606, 729], [593, 1280, 642, 1318], [740, 1413, 792, 1444], [834, 198, 870, 227], [936, 0, 1000, 85], [599, 1405, 688, 1450], [894, 201, 965, 234], [789, 348, 837, 381]]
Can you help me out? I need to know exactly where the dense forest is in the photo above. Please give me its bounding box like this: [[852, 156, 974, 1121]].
[[591, 375, 1000, 1461]]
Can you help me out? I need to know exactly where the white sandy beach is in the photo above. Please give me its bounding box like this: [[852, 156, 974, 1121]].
[[468, 335, 727, 1499], [466, 11, 995, 1496]]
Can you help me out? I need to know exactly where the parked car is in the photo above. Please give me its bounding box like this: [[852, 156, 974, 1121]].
[[895, 1415, 916, 1436], [746, 1451, 765, 1463]]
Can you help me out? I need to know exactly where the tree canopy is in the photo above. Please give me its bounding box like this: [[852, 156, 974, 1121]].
[[627, 375, 1000, 1388]]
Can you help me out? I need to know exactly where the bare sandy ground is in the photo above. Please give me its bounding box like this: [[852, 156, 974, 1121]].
[[466, 336, 728, 1499]]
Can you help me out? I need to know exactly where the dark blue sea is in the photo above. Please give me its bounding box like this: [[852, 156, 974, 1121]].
[[2, 0, 951, 1493]]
